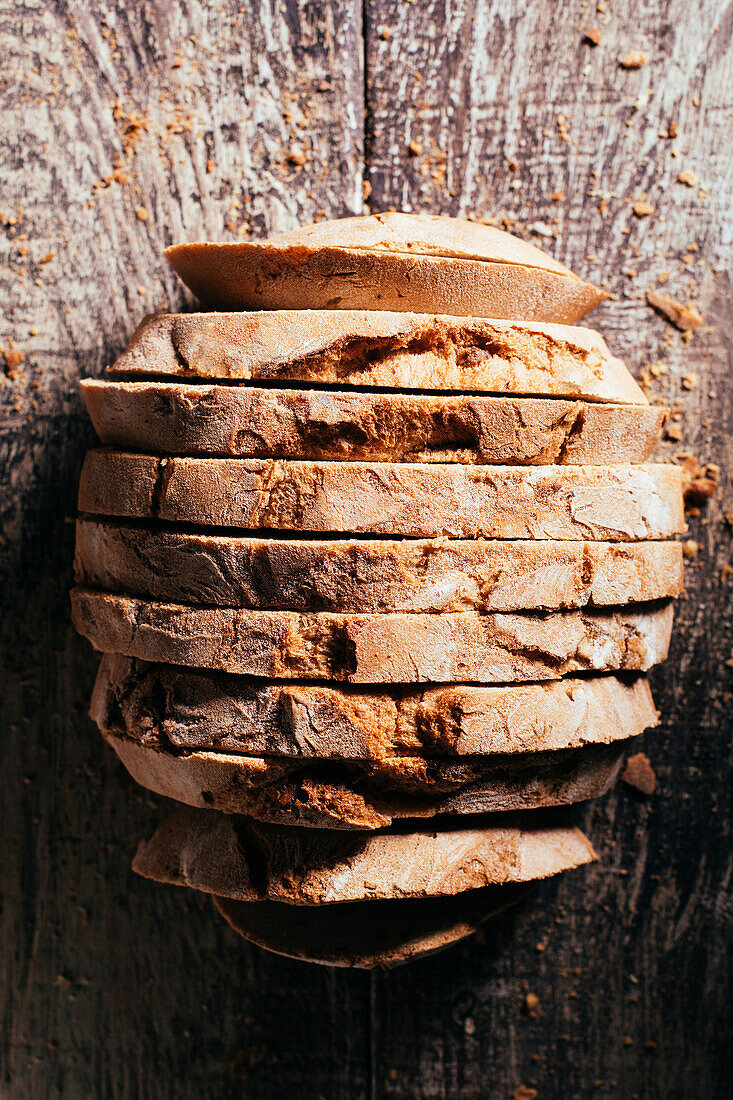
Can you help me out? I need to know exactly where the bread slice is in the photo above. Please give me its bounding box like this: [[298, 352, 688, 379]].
[[106, 729, 624, 826], [75, 521, 684, 613], [213, 885, 531, 968], [107, 310, 641, 401], [93, 655, 659, 760], [132, 804, 597, 902], [72, 588, 674, 683], [164, 213, 606, 321], [78, 452, 685, 540], [82, 380, 665, 465]]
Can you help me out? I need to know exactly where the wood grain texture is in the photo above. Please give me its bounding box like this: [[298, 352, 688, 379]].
[[365, 2, 733, 1098], [1, 2, 731, 1099]]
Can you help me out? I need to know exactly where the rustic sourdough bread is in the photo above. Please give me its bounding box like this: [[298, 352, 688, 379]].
[[213, 885, 531, 968], [133, 805, 597, 902], [82, 380, 665, 465], [107, 310, 639, 400], [78, 452, 685, 540], [105, 722, 625, 814], [93, 655, 659, 760], [75, 521, 684, 613], [164, 214, 606, 321], [72, 588, 674, 683]]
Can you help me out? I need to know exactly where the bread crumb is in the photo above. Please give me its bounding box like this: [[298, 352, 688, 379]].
[[681, 373, 697, 390], [408, 139, 423, 156], [682, 540, 699, 560], [646, 290, 704, 332], [620, 50, 648, 69], [633, 200, 654, 217], [551, 190, 565, 202], [584, 27, 601, 46], [135, 206, 149, 221], [40, 251, 55, 264], [622, 752, 657, 795], [526, 992, 540, 1011], [677, 169, 699, 188], [513, 1088, 538, 1100], [680, 455, 717, 508], [2, 341, 23, 380], [286, 149, 306, 167]]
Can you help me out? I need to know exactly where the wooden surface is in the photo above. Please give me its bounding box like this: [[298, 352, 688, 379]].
[[1, 1, 731, 1096]]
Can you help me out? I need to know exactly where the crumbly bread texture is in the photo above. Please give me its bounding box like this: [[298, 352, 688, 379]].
[[164, 213, 606, 321], [107, 310, 640, 401], [83, 380, 664, 465], [132, 804, 597, 902], [72, 588, 674, 684], [75, 521, 684, 613], [93, 655, 658, 760], [212, 884, 531, 968], [78, 452, 685, 541], [105, 724, 625, 823]]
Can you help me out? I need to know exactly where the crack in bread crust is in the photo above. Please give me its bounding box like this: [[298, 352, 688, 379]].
[[72, 588, 674, 684]]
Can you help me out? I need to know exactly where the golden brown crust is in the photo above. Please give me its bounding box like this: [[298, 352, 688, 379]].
[[132, 804, 597, 901], [165, 212, 605, 321], [75, 521, 684, 613], [71, 588, 674, 683], [105, 726, 625, 825], [107, 310, 641, 402], [92, 655, 659, 760], [78, 452, 686, 540], [82, 380, 664, 464], [224, 213, 577, 271]]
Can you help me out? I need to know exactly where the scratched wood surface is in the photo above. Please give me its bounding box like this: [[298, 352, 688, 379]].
[[1, 1, 731, 1097]]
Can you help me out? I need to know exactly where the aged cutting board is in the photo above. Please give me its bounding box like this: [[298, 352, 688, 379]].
[[1, 2, 730, 1097]]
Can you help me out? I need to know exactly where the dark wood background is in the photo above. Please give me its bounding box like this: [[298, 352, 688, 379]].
[[1, 2, 731, 1097]]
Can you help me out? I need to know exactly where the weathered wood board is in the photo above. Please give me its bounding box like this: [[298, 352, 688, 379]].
[[1, 1, 730, 1097]]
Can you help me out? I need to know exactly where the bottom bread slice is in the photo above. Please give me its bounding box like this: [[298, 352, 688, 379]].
[[132, 805, 596, 904], [212, 885, 531, 968], [108, 729, 625, 828]]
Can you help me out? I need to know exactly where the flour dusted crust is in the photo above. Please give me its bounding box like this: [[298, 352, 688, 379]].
[[75, 521, 684, 613], [132, 804, 597, 901], [92, 655, 659, 760], [78, 452, 685, 540], [164, 213, 605, 321], [105, 726, 625, 824], [72, 588, 674, 684], [107, 310, 641, 401], [212, 886, 531, 968], [83, 380, 665, 465]]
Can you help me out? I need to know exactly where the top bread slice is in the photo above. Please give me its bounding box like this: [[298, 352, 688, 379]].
[[107, 310, 645, 404], [164, 213, 606, 322], [132, 804, 597, 905]]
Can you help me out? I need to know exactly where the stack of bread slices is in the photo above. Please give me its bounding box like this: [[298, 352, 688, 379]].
[[71, 213, 684, 968]]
